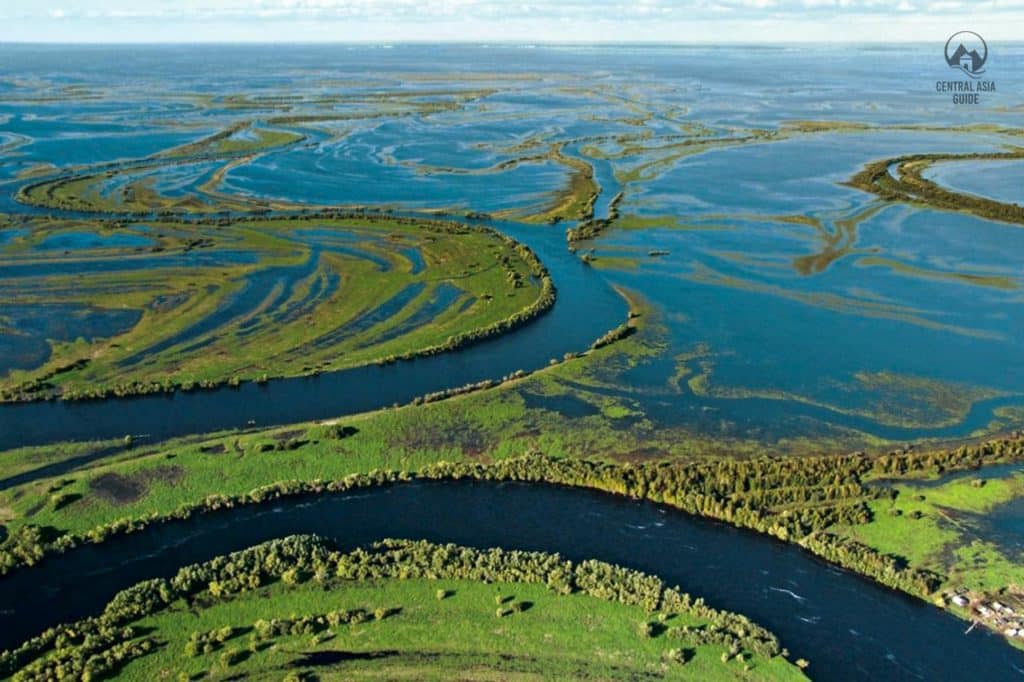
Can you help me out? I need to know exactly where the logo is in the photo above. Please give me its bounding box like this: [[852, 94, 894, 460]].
[[945, 31, 987, 78], [936, 31, 995, 104]]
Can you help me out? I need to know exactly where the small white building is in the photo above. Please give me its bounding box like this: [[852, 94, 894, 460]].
[[952, 595, 969, 607]]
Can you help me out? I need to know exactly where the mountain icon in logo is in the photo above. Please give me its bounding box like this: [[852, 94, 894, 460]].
[[945, 31, 988, 77]]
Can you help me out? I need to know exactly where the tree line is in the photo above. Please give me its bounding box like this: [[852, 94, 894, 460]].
[[1, 535, 788, 679], [848, 151, 1024, 226], [3, 436, 1022, 601]]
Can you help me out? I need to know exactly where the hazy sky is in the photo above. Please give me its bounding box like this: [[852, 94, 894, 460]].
[[2, 0, 1022, 43]]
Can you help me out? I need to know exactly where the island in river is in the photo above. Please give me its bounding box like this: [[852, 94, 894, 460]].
[[2, 43, 1024, 680]]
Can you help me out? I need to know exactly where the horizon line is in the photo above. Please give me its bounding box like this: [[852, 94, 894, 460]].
[[3, 39, 1020, 46]]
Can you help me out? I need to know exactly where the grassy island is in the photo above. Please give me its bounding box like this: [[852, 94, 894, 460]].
[[4, 62, 1024, 678], [2, 536, 804, 681], [0, 213, 551, 402]]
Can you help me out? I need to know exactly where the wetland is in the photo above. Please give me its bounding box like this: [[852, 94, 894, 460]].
[[2, 43, 1024, 680]]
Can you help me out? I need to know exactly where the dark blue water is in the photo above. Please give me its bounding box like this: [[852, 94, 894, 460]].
[[978, 498, 1024, 558], [1, 44, 1023, 679], [0, 481, 1021, 681]]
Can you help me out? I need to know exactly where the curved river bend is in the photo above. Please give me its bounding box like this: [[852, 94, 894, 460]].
[[0, 221, 626, 451], [0, 481, 1021, 681]]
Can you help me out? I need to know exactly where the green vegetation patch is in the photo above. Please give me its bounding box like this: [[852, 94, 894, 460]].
[[0, 214, 550, 402], [847, 151, 1024, 227], [2, 536, 804, 681], [841, 468, 1024, 595]]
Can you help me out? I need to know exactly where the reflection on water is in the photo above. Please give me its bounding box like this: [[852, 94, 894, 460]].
[[925, 159, 1024, 206], [0, 303, 142, 375], [0, 44, 1023, 449]]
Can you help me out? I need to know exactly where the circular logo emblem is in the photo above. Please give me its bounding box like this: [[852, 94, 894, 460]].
[[945, 31, 988, 78]]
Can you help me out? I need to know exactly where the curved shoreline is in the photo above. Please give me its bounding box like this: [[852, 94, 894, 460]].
[[5, 104, 1024, 679], [2, 536, 796, 680], [1, 476, 1022, 680], [848, 150, 1024, 225], [0, 213, 557, 405], [0, 215, 625, 451], [3, 441, 1023, 625]]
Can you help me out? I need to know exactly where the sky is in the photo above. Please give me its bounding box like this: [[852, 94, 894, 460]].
[[1, 0, 1023, 44]]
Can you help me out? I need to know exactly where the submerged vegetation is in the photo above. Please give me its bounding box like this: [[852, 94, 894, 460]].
[[4, 51, 1024, 678], [2, 288, 1023, 636], [840, 460, 1024, 624], [0, 212, 551, 402]]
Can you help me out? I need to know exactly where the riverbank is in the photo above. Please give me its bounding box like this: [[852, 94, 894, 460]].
[[4, 51, 1024, 679], [3, 424, 1024, 634], [842, 460, 1024, 639], [2, 536, 803, 681], [0, 213, 551, 404], [3, 478, 1024, 680], [4, 291, 1024, 646]]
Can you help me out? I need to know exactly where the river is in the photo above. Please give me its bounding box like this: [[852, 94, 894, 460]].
[[0, 220, 626, 451], [1, 481, 1021, 681]]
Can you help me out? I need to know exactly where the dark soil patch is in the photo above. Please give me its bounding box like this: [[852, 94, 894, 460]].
[[398, 424, 492, 459], [90, 473, 144, 503], [89, 465, 184, 504], [24, 501, 45, 518], [293, 650, 401, 666], [199, 443, 227, 455], [610, 447, 667, 464]]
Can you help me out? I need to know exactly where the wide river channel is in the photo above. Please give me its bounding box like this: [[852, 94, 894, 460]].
[[0, 480, 1022, 681]]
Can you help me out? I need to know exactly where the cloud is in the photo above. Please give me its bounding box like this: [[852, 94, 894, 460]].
[[2, 0, 1023, 41]]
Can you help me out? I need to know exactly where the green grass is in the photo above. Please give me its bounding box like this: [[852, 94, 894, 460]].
[[113, 578, 801, 681], [0, 216, 544, 402], [211, 128, 304, 155], [0, 295, 873, 540], [0, 292, 900, 541], [838, 472, 1024, 597], [8, 537, 803, 681], [843, 496, 960, 569]]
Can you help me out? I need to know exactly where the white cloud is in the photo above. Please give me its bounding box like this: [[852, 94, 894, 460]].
[[2, 0, 1023, 41]]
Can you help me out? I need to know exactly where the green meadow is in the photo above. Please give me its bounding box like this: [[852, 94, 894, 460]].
[[5, 537, 805, 681]]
